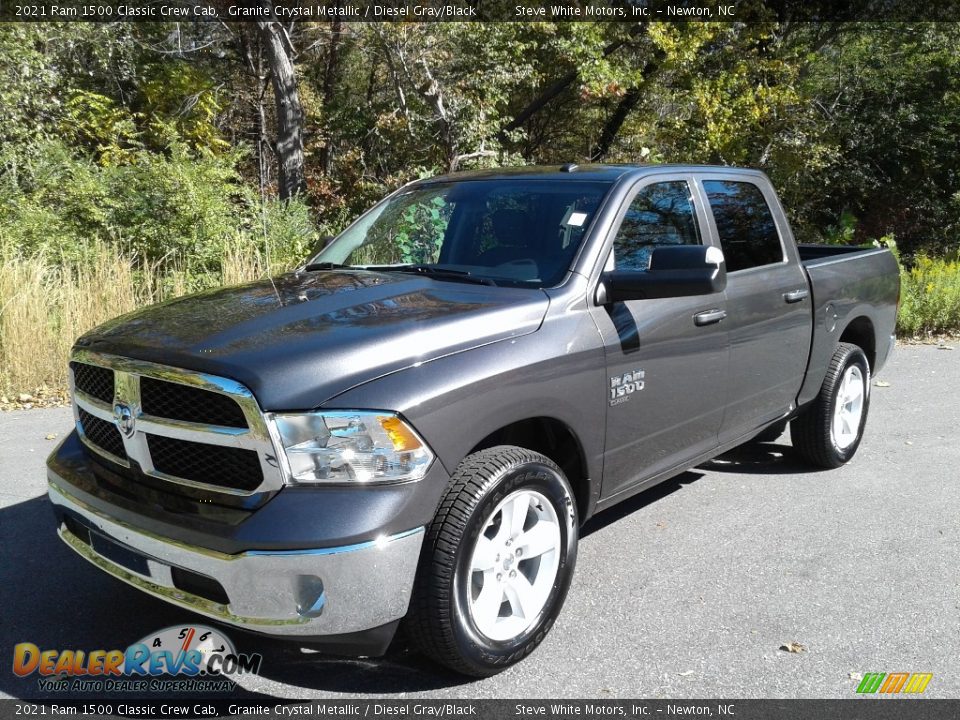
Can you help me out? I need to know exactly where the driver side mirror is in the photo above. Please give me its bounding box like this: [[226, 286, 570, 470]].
[[597, 245, 726, 304]]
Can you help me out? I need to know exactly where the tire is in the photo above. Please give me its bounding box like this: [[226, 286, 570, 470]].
[[406, 445, 578, 676], [791, 342, 871, 468]]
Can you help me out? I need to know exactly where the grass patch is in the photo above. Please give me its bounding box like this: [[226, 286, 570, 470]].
[[0, 244, 272, 396]]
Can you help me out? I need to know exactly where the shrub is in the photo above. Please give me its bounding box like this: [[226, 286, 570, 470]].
[[0, 138, 317, 272], [897, 255, 960, 336], [0, 137, 320, 395]]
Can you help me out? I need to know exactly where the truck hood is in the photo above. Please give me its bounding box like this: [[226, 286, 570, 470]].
[[77, 269, 549, 410]]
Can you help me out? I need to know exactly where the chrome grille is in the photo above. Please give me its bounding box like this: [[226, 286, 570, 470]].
[[69, 350, 282, 497]]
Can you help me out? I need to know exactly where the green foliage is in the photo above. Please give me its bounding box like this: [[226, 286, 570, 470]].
[[897, 256, 960, 336], [0, 24, 64, 149], [139, 62, 231, 155], [824, 211, 861, 246], [0, 138, 316, 275], [395, 197, 450, 264], [62, 90, 142, 164], [796, 24, 960, 253]]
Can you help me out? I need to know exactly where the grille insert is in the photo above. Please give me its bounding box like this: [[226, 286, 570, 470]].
[[71, 362, 114, 404], [141, 377, 248, 428], [78, 408, 127, 460], [148, 435, 263, 491]]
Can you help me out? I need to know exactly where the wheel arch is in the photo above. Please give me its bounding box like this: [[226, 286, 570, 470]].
[[469, 417, 594, 523], [838, 315, 876, 371]]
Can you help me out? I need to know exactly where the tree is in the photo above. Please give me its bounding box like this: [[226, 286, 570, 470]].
[[257, 17, 307, 200]]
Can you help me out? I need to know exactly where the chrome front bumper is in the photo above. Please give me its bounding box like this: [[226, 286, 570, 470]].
[[48, 479, 424, 639]]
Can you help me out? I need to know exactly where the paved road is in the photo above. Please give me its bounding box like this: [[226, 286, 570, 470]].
[[1, 345, 957, 700]]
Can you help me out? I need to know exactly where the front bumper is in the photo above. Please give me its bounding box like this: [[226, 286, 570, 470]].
[[48, 478, 424, 646]]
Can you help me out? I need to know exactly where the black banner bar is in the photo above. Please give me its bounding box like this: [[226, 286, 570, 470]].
[[2, 700, 959, 720], [1, 0, 958, 23]]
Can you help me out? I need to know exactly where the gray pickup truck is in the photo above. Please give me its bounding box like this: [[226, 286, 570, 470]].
[[47, 165, 899, 676]]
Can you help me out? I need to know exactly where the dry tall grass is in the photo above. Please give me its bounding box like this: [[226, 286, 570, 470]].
[[0, 245, 267, 395]]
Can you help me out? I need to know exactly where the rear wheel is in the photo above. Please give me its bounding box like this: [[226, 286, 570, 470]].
[[406, 446, 578, 676], [792, 342, 870, 468]]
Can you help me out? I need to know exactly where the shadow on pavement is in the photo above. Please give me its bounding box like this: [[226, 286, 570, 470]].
[[582, 439, 828, 537], [0, 495, 468, 699], [700, 441, 828, 475], [241, 636, 475, 695], [581, 470, 705, 538]]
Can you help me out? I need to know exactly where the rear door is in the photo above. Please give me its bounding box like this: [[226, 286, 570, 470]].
[[698, 175, 812, 444], [593, 176, 729, 500]]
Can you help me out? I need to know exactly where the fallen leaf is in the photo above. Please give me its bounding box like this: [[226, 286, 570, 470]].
[[905, 441, 914, 445], [780, 641, 806, 653], [45, 433, 57, 440], [677, 670, 695, 677], [875, 380, 891, 387]]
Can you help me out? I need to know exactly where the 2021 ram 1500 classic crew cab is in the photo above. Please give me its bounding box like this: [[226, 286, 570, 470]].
[[48, 165, 899, 676]]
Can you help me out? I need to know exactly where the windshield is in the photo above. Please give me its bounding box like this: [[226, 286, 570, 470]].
[[314, 179, 611, 288]]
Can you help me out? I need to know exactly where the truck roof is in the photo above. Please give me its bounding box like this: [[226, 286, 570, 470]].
[[421, 164, 766, 185]]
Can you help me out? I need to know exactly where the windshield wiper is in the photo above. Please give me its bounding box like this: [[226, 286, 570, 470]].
[[365, 264, 498, 286], [304, 261, 351, 271]]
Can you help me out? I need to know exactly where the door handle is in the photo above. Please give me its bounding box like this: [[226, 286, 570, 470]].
[[783, 288, 809, 303], [694, 309, 727, 326]]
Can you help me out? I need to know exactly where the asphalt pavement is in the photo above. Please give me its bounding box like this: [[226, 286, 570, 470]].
[[1, 345, 957, 699]]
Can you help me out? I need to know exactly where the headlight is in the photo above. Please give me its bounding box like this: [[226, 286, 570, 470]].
[[270, 411, 434, 485]]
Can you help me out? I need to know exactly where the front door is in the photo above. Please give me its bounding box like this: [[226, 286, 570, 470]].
[[593, 178, 729, 501]]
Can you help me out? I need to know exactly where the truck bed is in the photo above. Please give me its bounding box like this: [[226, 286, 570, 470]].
[[794, 243, 900, 407]]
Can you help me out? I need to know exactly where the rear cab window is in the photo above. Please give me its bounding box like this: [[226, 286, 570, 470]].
[[702, 179, 784, 272]]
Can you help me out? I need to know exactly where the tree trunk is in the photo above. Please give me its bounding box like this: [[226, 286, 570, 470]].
[[590, 86, 643, 161], [257, 18, 307, 200], [318, 19, 343, 176]]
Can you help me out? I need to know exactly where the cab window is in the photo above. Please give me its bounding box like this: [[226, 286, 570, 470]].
[[703, 180, 784, 272]]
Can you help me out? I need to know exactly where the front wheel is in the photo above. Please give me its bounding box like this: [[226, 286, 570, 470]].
[[406, 446, 578, 676], [791, 342, 871, 468]]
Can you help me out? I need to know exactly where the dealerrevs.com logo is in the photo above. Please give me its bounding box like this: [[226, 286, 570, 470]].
[[13, 625, 263, 693], [856, 672, 933, 695]]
